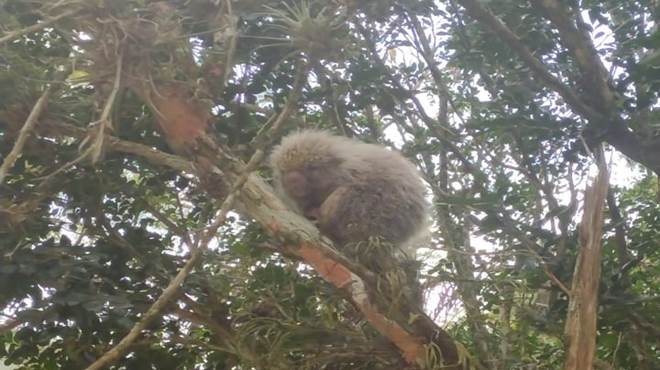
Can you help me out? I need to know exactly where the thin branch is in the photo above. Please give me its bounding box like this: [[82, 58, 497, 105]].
[[142, 201, 194, 247], [606, 188, 630, 268], [405, 12, 451, 126], [82, 49, 124, 164], [538, 253, 571, 296], [84, 144, 250, 370], [220, 2, 239, 89], [0, 307, 53, 334], [0, 317, 20, 333], [0, 9, 80, 45], [0, 88, 50, 185], [83, 235, 208, 370], [248, 59, 308, 149], [35, 52, 123, 184]]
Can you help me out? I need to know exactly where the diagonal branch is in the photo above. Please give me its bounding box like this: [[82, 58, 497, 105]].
[[454, 0, 600, 120], [83, 60, 308, 370], [85, 136, 265, 370], [0, 88, 50, 185], [0, 9, 80, 45], [531, 0, 615, 110], [453, 0, 660, 176]]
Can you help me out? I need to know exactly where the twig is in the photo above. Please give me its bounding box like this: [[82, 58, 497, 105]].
[[610, 331, 622, 368], [83, 233, 207, 370], [0, 9, 80, 45], [83, 49, 124, 164], [220, 1, 239, 88], [0, 88, 50, 185], [540, 256, 571, 296], [142, 201, 194, 247], [249, 59, 308, 148], [35, 53, 123, 183]]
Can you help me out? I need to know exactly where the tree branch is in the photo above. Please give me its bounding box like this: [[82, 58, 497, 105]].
[[454, 0, 600, 120], [42, 98, 468, 370], [531, 0, 615, 110], [0, 9, 80, 45], [83, 125, 261, 370], [606, 188, 630, 268]]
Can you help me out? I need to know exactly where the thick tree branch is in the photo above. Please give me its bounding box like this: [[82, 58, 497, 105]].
[[454, 0, 660, 175], [455, 0, 600, 120], [42, 121, 193, 172], [532, 0, 615, 111], [602, 127, 660, 175]]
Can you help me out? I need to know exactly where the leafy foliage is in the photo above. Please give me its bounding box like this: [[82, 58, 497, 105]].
[[0, 0, 658, 369]]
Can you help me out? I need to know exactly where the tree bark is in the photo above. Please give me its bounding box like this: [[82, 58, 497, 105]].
[[563, 154, 609, 370]]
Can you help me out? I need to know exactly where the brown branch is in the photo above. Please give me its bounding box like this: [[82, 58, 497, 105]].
[[405, 12, 451, 126], [41, 120, 194, 173], [84, 49, 124, 165], [454, 0, 600, 120], [35, 52, 123, 184], [0, 317, 20, 333], [142, 201, 193, 247], [171, 307, 238, 353], [0, 9, 80, 45], [0, 88, 50, 185]]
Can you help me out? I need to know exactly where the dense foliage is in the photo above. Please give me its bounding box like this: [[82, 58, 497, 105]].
[[0, 0, 658, 369]]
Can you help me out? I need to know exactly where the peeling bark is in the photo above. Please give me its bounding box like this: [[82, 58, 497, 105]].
[[563, 155, 609, 370]]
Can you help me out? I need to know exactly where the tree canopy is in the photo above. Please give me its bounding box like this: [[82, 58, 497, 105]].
[[0, 0, 658, 369]]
